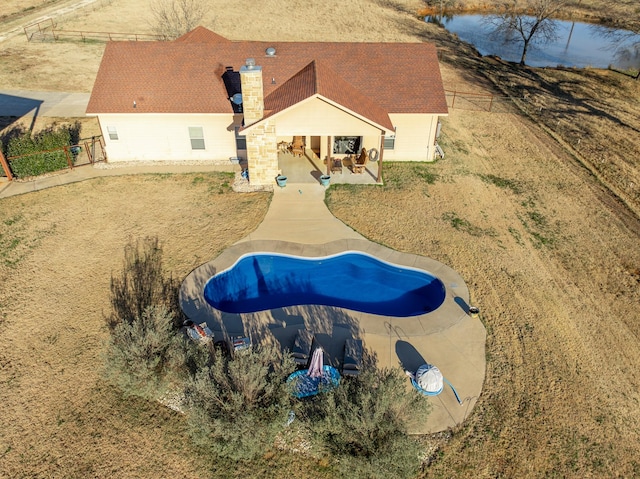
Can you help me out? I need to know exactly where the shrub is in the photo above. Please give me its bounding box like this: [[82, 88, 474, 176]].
[[185, 344, 297, 460], [103, 236, 187, 399], [304, 367, 430, 479], [7, 123, 79, 178], [103, 304, 186, 399]]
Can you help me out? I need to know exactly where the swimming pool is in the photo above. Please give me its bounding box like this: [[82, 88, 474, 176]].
[[203, 251, 446, 317]]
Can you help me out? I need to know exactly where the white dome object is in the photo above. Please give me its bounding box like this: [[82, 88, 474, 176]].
[[415, 364, 444, 393]]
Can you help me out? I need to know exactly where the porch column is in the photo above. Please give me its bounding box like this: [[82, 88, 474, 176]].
[[246, 119, 278, 186], [326, 135, 332, 176], [376, 134, 385, 183]]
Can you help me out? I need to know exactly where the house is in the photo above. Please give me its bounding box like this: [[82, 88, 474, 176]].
[[86, 27, 448, 186]]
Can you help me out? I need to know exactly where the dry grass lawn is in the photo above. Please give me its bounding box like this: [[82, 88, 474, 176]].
[[1, 0, 640, 477]]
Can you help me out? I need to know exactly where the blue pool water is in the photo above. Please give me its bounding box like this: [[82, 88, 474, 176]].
[[203, 252, 446, 317]]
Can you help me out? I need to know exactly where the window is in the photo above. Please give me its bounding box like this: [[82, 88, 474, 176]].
[[107, 126, 118, 141], [333, 136, 361, 155], [235, 127, 246, 150], [383, 127, 396, 150], [189, 127, 205, 150]]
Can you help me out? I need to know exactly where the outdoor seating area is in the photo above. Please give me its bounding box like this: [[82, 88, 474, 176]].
[[351, 148, 369, 174]]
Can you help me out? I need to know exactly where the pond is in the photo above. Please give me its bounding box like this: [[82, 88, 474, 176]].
[[429, 14, 640, 70]]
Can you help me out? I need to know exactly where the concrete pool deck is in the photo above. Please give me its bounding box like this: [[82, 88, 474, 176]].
[[180, 182, 486, 434]]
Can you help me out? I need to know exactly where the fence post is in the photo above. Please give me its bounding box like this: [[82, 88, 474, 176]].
[[84, 140, 92, 163], [63, 146, 73, 169], [452, 91, 457, 109], [0, 150, 14, 181]]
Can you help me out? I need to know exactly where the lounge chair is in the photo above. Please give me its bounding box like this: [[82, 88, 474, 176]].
[[342, 339, 363, 377], [352, 148, 369, 174], [292, 329, 314, 366], [231, 335, 251, 353]]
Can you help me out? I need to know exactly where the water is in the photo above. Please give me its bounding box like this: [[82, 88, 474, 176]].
[[430, 14, 640, 69], [204, 252, 446, 317]]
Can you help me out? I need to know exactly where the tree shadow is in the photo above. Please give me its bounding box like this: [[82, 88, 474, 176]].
[[107, 236, 184, 330], [394, 340, 426, 372], [215, 303, 364, 370]]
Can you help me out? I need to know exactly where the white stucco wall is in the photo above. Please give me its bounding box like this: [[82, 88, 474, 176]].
[[273, 98, 382, 137], [95, 107, 445, 164], [97, 113, 240, 162], [383, 113, 442, 162]]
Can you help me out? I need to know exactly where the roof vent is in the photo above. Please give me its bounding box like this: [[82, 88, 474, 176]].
[[265, 47, 276, 56], [245, 58, 256, 69]]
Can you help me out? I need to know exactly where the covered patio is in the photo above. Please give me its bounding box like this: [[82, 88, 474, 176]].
[[277, 148, 380, 185]]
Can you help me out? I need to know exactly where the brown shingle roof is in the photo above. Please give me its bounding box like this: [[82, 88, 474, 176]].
[[86, 28, 448, 120], [174, 26, 231, 43], [262, 60, 394, 131]]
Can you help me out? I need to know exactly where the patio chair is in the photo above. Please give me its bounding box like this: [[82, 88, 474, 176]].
[[342, 339, 363, 377], [292, 329, 314, 366], [352, 148, 369, 173], [290, 136, 305, 157], [278, 140, 291, 153], [330, 157, 343, 174]]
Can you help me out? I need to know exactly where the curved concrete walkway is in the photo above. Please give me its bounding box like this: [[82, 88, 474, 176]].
[[240, 183, 364, 244], [181, 182, 486, 434]]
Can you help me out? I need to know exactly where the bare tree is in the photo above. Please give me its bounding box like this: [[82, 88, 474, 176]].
[[485, 0, 571, 66], [150, 0, 206, 40], [587, 5, 640, 79]]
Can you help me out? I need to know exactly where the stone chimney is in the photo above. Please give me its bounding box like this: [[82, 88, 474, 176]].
[[239, 58, 264, 125]]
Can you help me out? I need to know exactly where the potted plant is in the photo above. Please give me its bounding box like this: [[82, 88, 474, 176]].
[[276, 175, 287, 187], [319, 174, 331, 187]]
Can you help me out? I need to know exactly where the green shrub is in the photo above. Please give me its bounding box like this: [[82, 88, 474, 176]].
[[6, 122, 81, 178], [304, 367, 429, 479], [185, 344, 297, 460], [103, 304, 186, 399]]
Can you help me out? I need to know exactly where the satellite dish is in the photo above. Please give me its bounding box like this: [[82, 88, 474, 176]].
[[231, 93, 243, 105]]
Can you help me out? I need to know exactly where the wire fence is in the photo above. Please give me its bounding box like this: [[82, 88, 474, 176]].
[[1, 136, 106, 181], [24, 18, 164, 42], [444, 89, 518, 113]]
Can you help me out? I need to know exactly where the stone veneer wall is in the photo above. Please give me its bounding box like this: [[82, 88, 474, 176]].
[[246, 119, 278, 186], [239, 66, 264, 126]]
